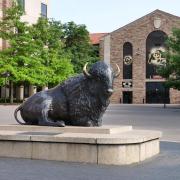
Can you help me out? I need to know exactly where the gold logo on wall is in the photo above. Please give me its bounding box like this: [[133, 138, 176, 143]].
[[148, 48, 166, 66], [124, 55, 133, 65]]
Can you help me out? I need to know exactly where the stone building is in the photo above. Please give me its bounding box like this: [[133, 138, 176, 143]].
[[100, 10, 180, 104], [90, 33, 108, 58], [90, 33, 108, 45], [0, 0, 49, 101]]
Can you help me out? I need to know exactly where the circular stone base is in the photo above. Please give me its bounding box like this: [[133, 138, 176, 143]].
[[0, 125, 161, 165]]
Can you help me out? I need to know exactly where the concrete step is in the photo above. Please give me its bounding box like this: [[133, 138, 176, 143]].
[[0, 125, 132, 134]]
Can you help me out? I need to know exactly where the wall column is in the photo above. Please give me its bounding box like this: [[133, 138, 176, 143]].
[[42, 86, 48, 91], [1, 87, 9, 98], [103, 34, 111, 64], [16, 85, 24, 101], [29, 85, 37, 96]]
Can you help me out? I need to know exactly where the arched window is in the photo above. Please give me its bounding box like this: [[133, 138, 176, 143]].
[[146, 30, 167, 78], [123, 42, 133, 79]]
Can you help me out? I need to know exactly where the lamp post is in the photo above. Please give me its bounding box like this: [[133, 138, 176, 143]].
[[163, 86, 167, 109], [1, 72, 10, 103], [155, 88, 159, 104]]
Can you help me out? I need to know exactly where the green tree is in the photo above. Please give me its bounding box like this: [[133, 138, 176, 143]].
[[31, 18, 74, 86], [159, 28, 180, 90], [0, 3, 99, 103], [0, 3, 44, 103], [62, 22, 99, 73], [0, 3, 74, 103]]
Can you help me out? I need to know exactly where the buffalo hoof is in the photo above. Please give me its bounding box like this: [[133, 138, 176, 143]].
[[57, 121, 65, 127], [85, 120, 94, 127]]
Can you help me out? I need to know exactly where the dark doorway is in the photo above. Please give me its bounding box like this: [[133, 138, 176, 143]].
[[146, 82, 170, 104], [123, 91, 132, 104]]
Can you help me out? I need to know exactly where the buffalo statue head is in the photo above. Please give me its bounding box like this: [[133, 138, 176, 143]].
[[83, 61, 120, 97]]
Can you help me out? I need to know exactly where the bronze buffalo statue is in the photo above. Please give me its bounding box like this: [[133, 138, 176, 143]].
[[14, 61, 120, 127]]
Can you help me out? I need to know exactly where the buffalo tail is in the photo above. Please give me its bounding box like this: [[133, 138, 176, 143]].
[[14, 105, 26, 125]]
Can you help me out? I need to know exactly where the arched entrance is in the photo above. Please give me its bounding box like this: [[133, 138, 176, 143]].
[[146, 31, 170, 104]]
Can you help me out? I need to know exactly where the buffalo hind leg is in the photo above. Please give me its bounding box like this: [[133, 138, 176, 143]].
[[72, 118, 95, 127], [39, 109, 65, 127]]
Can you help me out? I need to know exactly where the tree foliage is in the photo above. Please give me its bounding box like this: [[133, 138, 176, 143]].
[[0, 4, 38, 84], [159, 28, 180, 90], [62, 22, 99, 73], [0, 3, 74, 87], [0, 3, 99, 103], [30, 18, 74, 85]]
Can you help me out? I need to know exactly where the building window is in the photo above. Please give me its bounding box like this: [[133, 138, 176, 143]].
[[123, 42, 133, 79], [17, 0, 25, 11], [41, 3, 47, 18]]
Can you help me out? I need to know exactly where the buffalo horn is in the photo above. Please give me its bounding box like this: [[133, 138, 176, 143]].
[[114, 64, 120, 78], [83, 63, 91, 77]]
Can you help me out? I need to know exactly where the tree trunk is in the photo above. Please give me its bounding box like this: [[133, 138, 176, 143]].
[[10, 81, 13, 104]]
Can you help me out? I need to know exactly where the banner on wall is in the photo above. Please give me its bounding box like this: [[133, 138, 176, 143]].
[[148, 47, 166, 66]]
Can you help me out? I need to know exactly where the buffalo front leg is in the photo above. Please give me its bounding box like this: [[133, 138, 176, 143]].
[[38, 108, 65, 127]]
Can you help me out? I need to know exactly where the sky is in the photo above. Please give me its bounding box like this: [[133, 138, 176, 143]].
[[50, 0, 180, 33]]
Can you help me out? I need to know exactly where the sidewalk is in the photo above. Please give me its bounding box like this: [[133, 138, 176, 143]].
[[109, 103, 180, 108], [0, 141, 179, 180]]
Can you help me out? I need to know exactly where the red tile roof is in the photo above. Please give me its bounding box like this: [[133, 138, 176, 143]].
[[89, 33, 108, 45]]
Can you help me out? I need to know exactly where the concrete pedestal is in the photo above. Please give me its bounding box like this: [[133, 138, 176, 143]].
[[0, 125, 161, 165]]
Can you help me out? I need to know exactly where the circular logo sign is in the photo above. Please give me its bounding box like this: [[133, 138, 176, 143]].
[[124, 55, 133, 65]]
